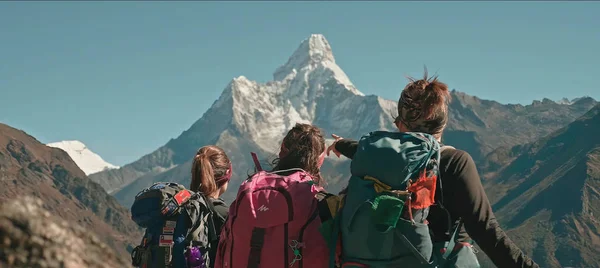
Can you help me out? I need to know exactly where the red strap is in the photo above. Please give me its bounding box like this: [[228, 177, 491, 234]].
[[251, 152, 263, 171]]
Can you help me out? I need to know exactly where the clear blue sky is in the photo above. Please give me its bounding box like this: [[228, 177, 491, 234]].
[[1, 2, 598, 166]]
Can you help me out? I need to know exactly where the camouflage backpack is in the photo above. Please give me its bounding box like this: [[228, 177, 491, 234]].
[[130, 182, 218, 268]]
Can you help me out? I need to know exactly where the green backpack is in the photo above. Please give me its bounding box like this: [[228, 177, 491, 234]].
[[323, 131, 480, 268]]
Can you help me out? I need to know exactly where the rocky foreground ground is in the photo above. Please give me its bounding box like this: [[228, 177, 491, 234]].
[[0, 196, 130, 268]]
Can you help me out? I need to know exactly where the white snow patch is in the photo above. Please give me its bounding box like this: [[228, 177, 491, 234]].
[[46, 140, 119, 175], [557, 97, 573, 105]]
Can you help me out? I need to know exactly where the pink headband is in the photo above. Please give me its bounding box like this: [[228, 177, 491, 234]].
[[215, 163, 232, 185]]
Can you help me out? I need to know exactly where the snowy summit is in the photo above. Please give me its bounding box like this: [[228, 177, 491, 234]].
[[208, 33, 375, 153], [46, 140, 119, 175]]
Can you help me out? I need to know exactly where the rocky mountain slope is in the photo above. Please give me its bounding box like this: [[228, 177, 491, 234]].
[[90, 34, 596, 208], [47, 140, 119, 175], [477, 104, 600, 268], [0, 123, 141, 264], [0, 196, 130, 268]]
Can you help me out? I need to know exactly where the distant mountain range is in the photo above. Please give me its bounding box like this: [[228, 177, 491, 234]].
[[47, 140, 119, 175], [0, 123, 140, 264], [4, 34, 599, 267], [477, 104, 600, 268]]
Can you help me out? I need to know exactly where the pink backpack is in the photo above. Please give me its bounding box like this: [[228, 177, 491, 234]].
[[214, 153, 330, 268]]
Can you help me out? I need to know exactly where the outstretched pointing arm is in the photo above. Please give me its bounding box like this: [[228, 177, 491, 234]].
[[327, 134, 358, 159]]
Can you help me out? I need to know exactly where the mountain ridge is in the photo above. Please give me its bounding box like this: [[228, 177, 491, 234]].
[[477, 104, 600, 267], [0, 123, 141, 263]]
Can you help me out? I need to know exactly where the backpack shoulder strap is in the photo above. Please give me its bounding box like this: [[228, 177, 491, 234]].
[[201, 194, 219, 242], [436, 144, 456, 203], [250, 152, 263, 171], [437, 144, 467, 256], [435, 145, 455, 206], [434, 144, 458, 242], [184, 193, 219, 245], [209, 198, 227, 222]]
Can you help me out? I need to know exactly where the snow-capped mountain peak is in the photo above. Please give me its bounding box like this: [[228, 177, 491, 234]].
[[46, 140, 119, 175], [275, 34, 335, 77], [272, 34, 363, 96], [212, 34, 374, 153], [91, 33, 393, 196]]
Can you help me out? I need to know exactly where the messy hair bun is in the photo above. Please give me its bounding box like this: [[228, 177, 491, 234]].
[[272, 123, 326, 185], [395, 67, 451, 136]]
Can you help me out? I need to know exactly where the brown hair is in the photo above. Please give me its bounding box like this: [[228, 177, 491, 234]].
[[191, 145, 231, 197], [271, 123, 326, 185], [395, 67, 451, 137]]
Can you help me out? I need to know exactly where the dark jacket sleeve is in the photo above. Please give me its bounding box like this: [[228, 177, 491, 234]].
[[334, 139, 359, 159], [446, 151, 539, 268]]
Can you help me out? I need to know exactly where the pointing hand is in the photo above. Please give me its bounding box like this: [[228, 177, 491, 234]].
[[326, 134, 343, 158]]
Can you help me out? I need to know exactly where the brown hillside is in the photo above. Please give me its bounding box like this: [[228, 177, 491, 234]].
[[480, 104, 600, 268], [0, 123, 142, 265]]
